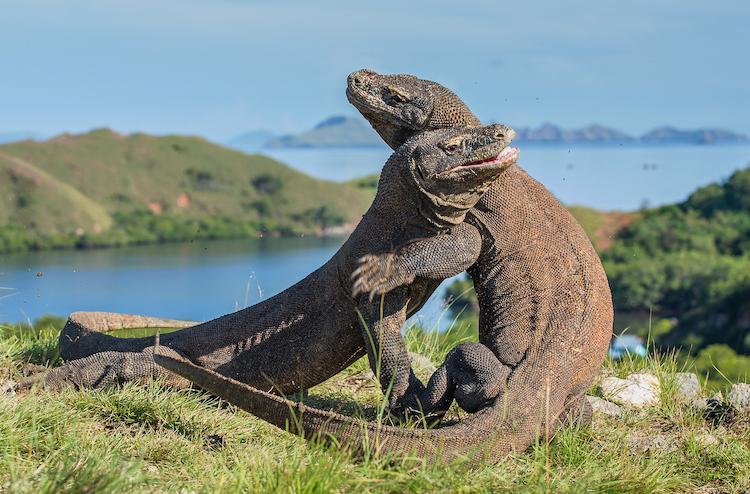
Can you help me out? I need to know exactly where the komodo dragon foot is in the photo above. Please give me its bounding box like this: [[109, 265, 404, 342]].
[[393, 342, 510, 425], [18, 311, 197, 391]]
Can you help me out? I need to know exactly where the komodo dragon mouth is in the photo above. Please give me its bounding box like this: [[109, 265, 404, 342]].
[[460, 146, 519, 168]]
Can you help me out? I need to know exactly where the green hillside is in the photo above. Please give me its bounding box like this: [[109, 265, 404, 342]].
[[0, 129, 375, 253]]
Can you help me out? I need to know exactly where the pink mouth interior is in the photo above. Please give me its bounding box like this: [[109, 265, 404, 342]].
[[462, 146, 519, 167]]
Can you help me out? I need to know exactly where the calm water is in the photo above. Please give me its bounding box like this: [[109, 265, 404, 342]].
[[250, 142, 750, 212], [3, 142, 750, 327], [0, 237, 458, 328]]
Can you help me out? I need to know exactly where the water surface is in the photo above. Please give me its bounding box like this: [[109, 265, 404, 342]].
[[0, 237, 456, 329], [250, 142, 750, 212]]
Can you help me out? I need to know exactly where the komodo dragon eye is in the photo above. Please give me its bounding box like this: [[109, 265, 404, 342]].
[[386, 87, 409, 104], [439, 138, 463, 154]]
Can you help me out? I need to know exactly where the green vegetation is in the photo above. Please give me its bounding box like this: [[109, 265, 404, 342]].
[[0, 129, 375, 253], [600, 166, 750, 355], [1, 318, 748, 493], [346, 173, 381, 196]]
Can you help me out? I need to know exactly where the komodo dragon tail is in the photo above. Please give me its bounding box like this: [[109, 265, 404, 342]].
[[59, 311, 197, 362], [153, 336, 584, 463]]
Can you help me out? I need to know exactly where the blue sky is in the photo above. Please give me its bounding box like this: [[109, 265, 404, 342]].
[[1, 0, 748, 142]]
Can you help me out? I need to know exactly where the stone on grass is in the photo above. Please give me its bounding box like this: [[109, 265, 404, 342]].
[[674, 372, 700, 400], [408, 352, 437, 375], [728, 383, 750, 411], [692, 393, 725, 412], [1, 380, 16, 396], [626, 434, 678, 455], [694, 433, 719, 447], [586, 396, 622, 417], [600, 373, 660, 407]]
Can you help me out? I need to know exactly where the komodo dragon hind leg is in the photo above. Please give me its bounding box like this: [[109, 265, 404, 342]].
[[59, 311, 197, 361], [20, 345, 193, 391], [13, 311, 198, 392]]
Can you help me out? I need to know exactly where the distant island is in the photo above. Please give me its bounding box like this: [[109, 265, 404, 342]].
[[263, 116, 383, 148], [227, 117, 749, 149]]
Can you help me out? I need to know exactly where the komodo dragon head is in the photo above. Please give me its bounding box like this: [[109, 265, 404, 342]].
[[347, 69, 481, 150], [375, 123, 518, 233], [397, 123, 518, 226]]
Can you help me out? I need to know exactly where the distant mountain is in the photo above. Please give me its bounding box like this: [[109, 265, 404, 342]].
[[233, 118, 749, 148], [514, 123, 634, 142], [0, 132, 46, 145], [226, 130, 278, 149], [640, 127, 748, 144], [264, 116, 385, 148]]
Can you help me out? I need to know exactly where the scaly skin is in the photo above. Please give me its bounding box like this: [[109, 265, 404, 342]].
[[37, 125, 516, 425], [158, 71, 615, 462]]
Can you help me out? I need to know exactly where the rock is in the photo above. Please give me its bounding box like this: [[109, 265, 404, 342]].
[[600, 373, 660, 407], [626, 434, 678, 455], [728, 383, 750, 411], [586, 396, 623, 417], [1, 380, 17, 396], [408, 353, 437, 375], [694, 433, 719, 447], [692, 392, 725, 411], [674, 372, 700, 400]]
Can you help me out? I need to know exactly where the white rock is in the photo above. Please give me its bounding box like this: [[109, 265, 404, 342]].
[[586, 395, 623, 417], [600, 373, 660, 407], [674, 372, 700, 400], [728, 383, 750, 411], [408, 352, 437, 375], [1, 381, 16, 396], [695, 433, 719, 447]]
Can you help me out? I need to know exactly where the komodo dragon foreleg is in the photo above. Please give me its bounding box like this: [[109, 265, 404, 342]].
[[354, 222, 486, 419]]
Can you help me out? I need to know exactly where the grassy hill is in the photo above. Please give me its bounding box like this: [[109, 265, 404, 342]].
[[0, 129, 375, 252]]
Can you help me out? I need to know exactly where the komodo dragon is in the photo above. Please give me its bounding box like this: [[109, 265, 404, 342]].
[[30, 125, 517, 415], [152, 71, 614, 462], [347, 69, 613, 435]]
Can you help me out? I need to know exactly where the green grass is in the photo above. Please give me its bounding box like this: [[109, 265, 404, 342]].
[[1, 319, 749, 493]]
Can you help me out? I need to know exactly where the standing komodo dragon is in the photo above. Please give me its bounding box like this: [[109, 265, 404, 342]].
[[29, 125, 517, 417], [347, 69, 613, 437], [154, 70, 613, 462]]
